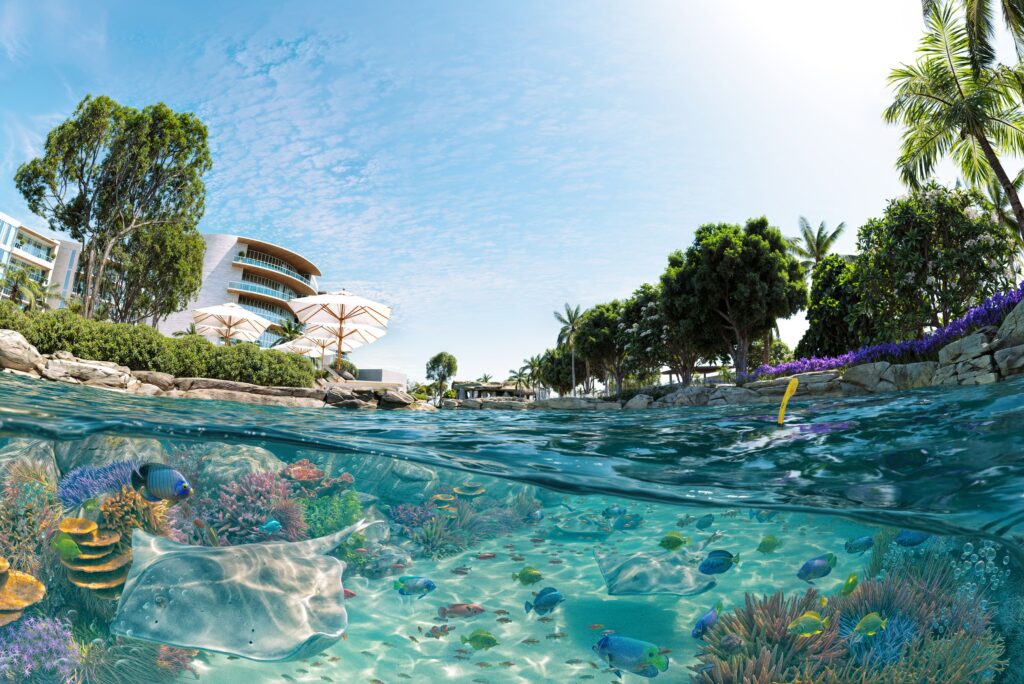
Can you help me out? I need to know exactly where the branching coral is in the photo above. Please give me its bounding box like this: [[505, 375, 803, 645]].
[[690, 589, 845, 683], [99, 486, 170, 547], [74, 636, 183, 684], [414, 515, 466, 559], [390, 503, 435, 530], [0, 615, 80, 682], [300, 491, 362, 538], [156, 645, 199, 679], [57, 459, 140, 510], [281, 459, 353, 498], [210, 472, 307, 545], [0, 466, 62, 577]]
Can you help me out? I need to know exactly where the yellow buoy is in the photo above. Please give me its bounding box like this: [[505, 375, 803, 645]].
[[777, 377, 799, 425]]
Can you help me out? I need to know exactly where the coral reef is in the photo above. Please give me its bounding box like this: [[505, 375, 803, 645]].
[[0, 555, 47, 627], [57, 459, 140, 510], [210, 471, 307, 545], [0, 463, 62, 577], [99, 486, 170, 544], [57, 518, 130, 602], [413, 515, 466, 559], [281, 459, 353, 498], [300, 490, 362, 538], [863, 526, 898, 580], [156, 644, 200, 678], [0, 615, 79, 682], [74, 636, 184, 684], [390, 503, 436, 531]]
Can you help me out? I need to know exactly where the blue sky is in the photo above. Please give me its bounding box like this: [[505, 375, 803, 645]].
[[0, 1, 958, 381]]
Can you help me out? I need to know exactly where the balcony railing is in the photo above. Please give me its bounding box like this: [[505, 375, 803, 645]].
[[237, 300, 297, 325], [228, 280, 295, 302], [14, 240, 54, 262], [233, 253, 312, 286]]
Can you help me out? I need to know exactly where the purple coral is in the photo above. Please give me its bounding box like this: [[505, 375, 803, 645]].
[[746, 281, 1024, 381], [57, 458, 141, 510], [390, 503, 435, 529], [211, 472, 308, 545], [0, 616, 80, 682]]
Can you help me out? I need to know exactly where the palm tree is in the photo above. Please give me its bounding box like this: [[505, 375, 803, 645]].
[[507, 368, 529, 394], [477, 373, 493, 382], [553, 303, 582, 396], [886, 5, 1024, 236], [524, 355, 544, 395], [275, 318, 304, 343], [921, 0, 1024, 75], [173, 323, 200, 337], [0, 265, 52, 311], [788, 217, 846, 272]]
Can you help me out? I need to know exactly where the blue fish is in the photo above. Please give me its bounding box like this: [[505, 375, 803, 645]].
[[844, 536, 874, 555], [131, 463, 192, 503], [691, 600, 723, 639], [695, 514, 714, 530], [393, 576, 436, 599], [613, 513, 644, 531], [755, 510, 778, 523], [260, 519, 282, 534], [593, 635, 670, 679], [603, 505, 626, 519], [895, 530, 931, 547], [797, 553, 837, 583], [698, 549, 739, 575], [524, 587, 565, 616]]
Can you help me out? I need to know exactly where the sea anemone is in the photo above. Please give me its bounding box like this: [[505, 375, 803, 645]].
[[57, 459, 140, 510], [413, 515, 465, 559], [0, 615, 80, 683], [209, 471, 306, 545]]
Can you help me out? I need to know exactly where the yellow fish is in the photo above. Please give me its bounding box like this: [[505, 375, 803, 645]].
[[854, 612, 887, 636], [786, 610, 829, 637], [839, 572, 858, 597], [777, 378, 799, 425]]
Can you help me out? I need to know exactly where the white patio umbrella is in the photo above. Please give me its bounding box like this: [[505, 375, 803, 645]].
[[288, 290, 390, 361], [273, 338, 319, 357], [192, 302, 273, 345], [291, 328, 377, 369]]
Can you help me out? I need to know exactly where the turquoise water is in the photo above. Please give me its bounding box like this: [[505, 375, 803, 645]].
[[0, 373, 1022, 682]]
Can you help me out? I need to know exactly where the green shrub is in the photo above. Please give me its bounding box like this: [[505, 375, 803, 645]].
[[0, 307, 315, 387]]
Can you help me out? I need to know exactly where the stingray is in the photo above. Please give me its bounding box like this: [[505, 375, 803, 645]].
[[110, 519, 376, 662], [594, 548, 718, 597]]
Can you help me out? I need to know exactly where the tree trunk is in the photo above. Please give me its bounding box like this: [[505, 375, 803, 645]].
[[978, 135, 1024, 239], [570, 346, 577, 397], [734, 334, 750, 377], [762, 328, 772, 366]]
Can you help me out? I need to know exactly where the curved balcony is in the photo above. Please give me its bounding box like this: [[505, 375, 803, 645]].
[[233, 253, 317, 295], [227, 280, 295, 306]]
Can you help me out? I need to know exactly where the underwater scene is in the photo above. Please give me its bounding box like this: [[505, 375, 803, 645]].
[[1, 374, 1024, 683]]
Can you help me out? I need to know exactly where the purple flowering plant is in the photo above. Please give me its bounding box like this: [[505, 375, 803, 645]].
[[745, 281, 1024, 381]]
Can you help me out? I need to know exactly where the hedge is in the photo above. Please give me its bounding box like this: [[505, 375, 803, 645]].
[[0, 303, 316, 388]]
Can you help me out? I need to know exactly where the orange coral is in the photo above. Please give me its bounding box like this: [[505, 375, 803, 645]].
[[100, 486, 170, 544]]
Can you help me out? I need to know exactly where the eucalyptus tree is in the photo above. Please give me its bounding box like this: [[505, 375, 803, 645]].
[[553, 303, 583, 396], [886, 4, 1024, 236], [788, 217, 846, 272]]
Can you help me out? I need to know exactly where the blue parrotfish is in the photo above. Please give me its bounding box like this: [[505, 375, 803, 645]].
[[695, 514, 714, 530], [393, 576, 436, 599], [797, 553, 837, 584], [132, 463, 193, 503], [524, 587, 565, 616], [698, 550, 739, 575], [593, 635, 670, 679], [691, 601, 723, 639], [844, 536, 874, 555], [894, 530, 931, 547]]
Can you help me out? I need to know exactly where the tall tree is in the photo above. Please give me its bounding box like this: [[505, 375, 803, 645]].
[[478, 373, 493, 382], [523, 354, 545, 395], [538, 347, 584, 397], [576, 301, 629, 397], [795, 255, 864, 359], [553, 303, 583, 396], [661, 217, 806, 376], [507, 368, 529, 393], [15, 95, 211, 319], [425, 351, 458, 406], [921, 0, 1024, 74], [885, 4, 1024, 238], [788, 217, 846, 271]]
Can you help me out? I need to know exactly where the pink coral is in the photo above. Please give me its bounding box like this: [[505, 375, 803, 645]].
[[280, 460, 354, 498], [211, 472, 308, 545]]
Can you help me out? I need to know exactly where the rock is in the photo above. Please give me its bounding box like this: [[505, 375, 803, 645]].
[[708, 386, 763, 406], [461, 399, 482, 409], [0, 330, 43, 373], [1, 367, 40, 379], [938, 331, 992, 366], [881, 362, 938, 390], [195, 443, 286, 491], [842, 362, 891, 392], [329, 398, 373, 409], [654, 386, 711, 407], [994, 344, 1024, 377], [407, 401, 438, 411], [745, 371, 840, 396], [623, 394, 653, 410], [0, 439, 59, 484], [930, 364, 959, 387], [996, 300, 1024, 349], [54, 435, 167, 476], [534, 397, 621, 411], [378, 390, 415, 408], [323, 386, 355, 405], [957, 371, 1000, 385], [839, 381, 870, 396], [340, 371, 356, 381], [131, 370, 175, 391], [173, 377, 322, 399], [480, 399, 529, 410], [42, 357, 132, 388], [439, 399, 460, 410], [171, 388, 326, 408], [133, 383, 163, 396], [955, 354, 995, 376]]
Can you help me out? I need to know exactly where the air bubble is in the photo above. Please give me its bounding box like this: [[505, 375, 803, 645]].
[[964, 542, 975, 554]]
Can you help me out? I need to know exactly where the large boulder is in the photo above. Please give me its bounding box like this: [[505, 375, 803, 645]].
[[708, 385, 763, 406], [0, 330, 43, 373], [54, 435, 167, 476], [842, 362, 895, 393], [164, 388, 326, 407], [881, 362, 938, 390], [378, 390, 415, 409], [745, 371, 840, 396], [480, 398, 530, 410], [653, 386, 711, 407], [42, 356, 132, 388], [0, 439, 59, 484], [938, 331, 993, 366], [173, 377, 322, 399], [439, 399, 460, 410], [131, 370, 175, 391], [195, 443, 286, 491], [996, 300, 1024, 349], [995, 344, 1024, 378], [623, 394, 653, 410]]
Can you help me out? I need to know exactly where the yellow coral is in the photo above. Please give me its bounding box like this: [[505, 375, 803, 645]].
[[99, 486, 170, 544]]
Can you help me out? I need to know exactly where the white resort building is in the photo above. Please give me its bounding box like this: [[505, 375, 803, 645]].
[[0, 210, 73, 308]]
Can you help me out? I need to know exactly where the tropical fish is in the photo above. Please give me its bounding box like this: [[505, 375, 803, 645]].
[[844, 536, 874, 555], [261, 519, 283, 535], [613, 514, 644, 531], [695, 514, 714, 530], [439, 603, 485, 619], [720, 634, 743, 653], [603, 505, 627, 519], [461, 629, 499, 651], [853, 612, 887, 636], [797, 553, 837, 583], [839, 572, 858, 597], [451, 566, 471, 576], [524, 587, 565, 616], [658, 531, 689, 551], [592, 635, 670, 679], [755, 510, 779, 523], [512, 566, 543, 585], [895, 530, 931, 547], [427, 624, 455, 639], [393, 576, 436, 599], [698, 550, 740, 575], [81, 498, 99, 515], [691, 601, 722, 639], [756, 534, 782, 554], [698, 531, 725, 550], [676, 514, 695, 527], [51, 533, 82, 561], [477, 553, 497, 560], [521, 638, 539, 645], [494, 610, 510, 616], [777, 377, 799, 425], [589, 624, 605, 631], [496, 617, 513, 624], [131, 463, 193, 503], [594, 549, 718, 597], [787, 611, 830, 637]]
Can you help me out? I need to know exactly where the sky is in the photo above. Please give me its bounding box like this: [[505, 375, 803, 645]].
[[0, 1, 967, 381]]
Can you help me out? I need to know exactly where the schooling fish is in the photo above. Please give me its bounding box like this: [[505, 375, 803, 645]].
[[844, 536, 874, 555], [132, 463, 193, 503], [593, 635, 670, 679], [525, 587, 565, 617], [853, 612, 887, 636], [695, 514, 714, 530], [787, 611, 830, 637], [797, 553, 837, 584], [659, 531, 689, 551], [756, 534, 782, 554], [698, 550, 740, 575], [895, 530, 931, 547], [393, 576, 436, 599], [427, 624, 455, 639], [512, 566, 543, 586], [261, 519, 283, 535], [839, 572, 858, 597], [691, 601, 722, 639], [439, 603, 485, 619]]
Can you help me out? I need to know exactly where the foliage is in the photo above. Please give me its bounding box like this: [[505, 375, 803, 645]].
[[413, 515, 465, 559], [553, 303, 583, 395], [537, 346, 585, 396], [300, 491, 362, 538], [748, 336, 792, 367], [0, 264, 59, 312], [274, 318, 304, 344], [853, 183, 1015, 342], [576, 300, 629, 396], [57, 459, 140, 510], [749, 280, 1024, 380], [0, 616, 80, 683], [0, 303, 316, 387], [661, 217, 806, 376], [330, 354, 358, 378], [211, 472, 307, 545], [788, 217, 847, 271], [15, 95, 211, 319], [425, 351, 458, 405], [795, 255, 863, 359], [618, 283, 670, 381]]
